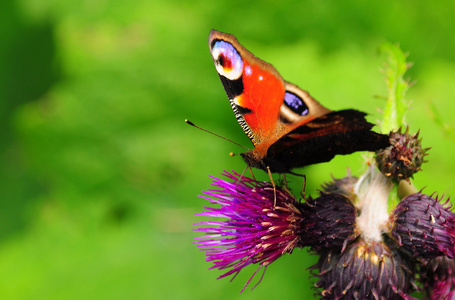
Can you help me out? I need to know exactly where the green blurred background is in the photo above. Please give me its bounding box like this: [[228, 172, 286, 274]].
[[2, 0, 455, 299]]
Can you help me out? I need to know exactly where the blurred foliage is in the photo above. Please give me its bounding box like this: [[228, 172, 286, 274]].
[[1, 0, 455, 299]]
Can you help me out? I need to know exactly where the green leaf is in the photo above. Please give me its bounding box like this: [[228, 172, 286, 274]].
[[379, 43, 412, 133]]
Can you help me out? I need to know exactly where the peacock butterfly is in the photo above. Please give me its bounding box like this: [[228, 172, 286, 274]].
[[208, 29, 389, 173]]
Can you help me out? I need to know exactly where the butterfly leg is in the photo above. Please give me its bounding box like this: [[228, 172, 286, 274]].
[[234, 167, 250, 187], [281, 173, 292, 194], [266, 166, 277, 207], [282, 173, 288, 187], [288, 171, 307, 200], [247, 166, 256, 180], [300, 174, 307, 200], [281, 173, 293, 195]]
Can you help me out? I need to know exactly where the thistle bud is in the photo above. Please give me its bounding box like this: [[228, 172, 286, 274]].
[[321, 173, 358, 203], [314, 239, 416, 299], [420, 256, 455, 299], [376, 128, 429, 181], [390, 193, 455, 259], [300, 193, 358, 252]]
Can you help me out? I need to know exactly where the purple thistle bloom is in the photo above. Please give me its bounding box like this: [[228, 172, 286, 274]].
[[193, 171, 304, 292], [390, 193, 455, 259], [420, 256, 455, 299]]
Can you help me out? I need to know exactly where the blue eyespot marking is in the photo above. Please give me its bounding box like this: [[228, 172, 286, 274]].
[[284, 92, 309, 116], [212, 40, 243, 80]]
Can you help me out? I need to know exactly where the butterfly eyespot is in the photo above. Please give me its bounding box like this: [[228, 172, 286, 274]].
[[217, 54, 231, 69], [211, 40, 243, 80], [284, 91, 309, 116]]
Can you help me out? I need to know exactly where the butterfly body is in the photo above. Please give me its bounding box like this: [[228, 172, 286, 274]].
[[209, 30, 389, 173]]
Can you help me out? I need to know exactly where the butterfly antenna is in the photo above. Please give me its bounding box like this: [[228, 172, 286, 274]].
[[185, 119, 250, 151]]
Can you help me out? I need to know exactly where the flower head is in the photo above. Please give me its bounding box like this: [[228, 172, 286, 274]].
[[300, 192, 358, 252], [193, 171, 304, 292], [314, 239, 416, 299], [389, 193, 455, 259], [420, 256, 455, 299]]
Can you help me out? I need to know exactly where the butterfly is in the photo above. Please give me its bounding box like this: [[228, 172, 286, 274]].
[[208, 29, 390, 174]]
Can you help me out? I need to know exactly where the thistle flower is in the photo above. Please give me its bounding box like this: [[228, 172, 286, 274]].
[[321, 173, 358, 203], [389, 193, 455, 259], [193, 171, 304, 292], [314, 239, 416, 299], [420, 256, 455, 299], [300, 192, 358, 252], [376, 128, 429, 182]]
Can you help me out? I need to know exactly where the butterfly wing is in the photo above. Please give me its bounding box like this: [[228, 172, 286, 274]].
[[208, 30, 332, 155], [263, 109, 390, 172]]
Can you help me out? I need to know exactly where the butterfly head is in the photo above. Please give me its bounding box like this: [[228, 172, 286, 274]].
[[240, 151, 268, 172]]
